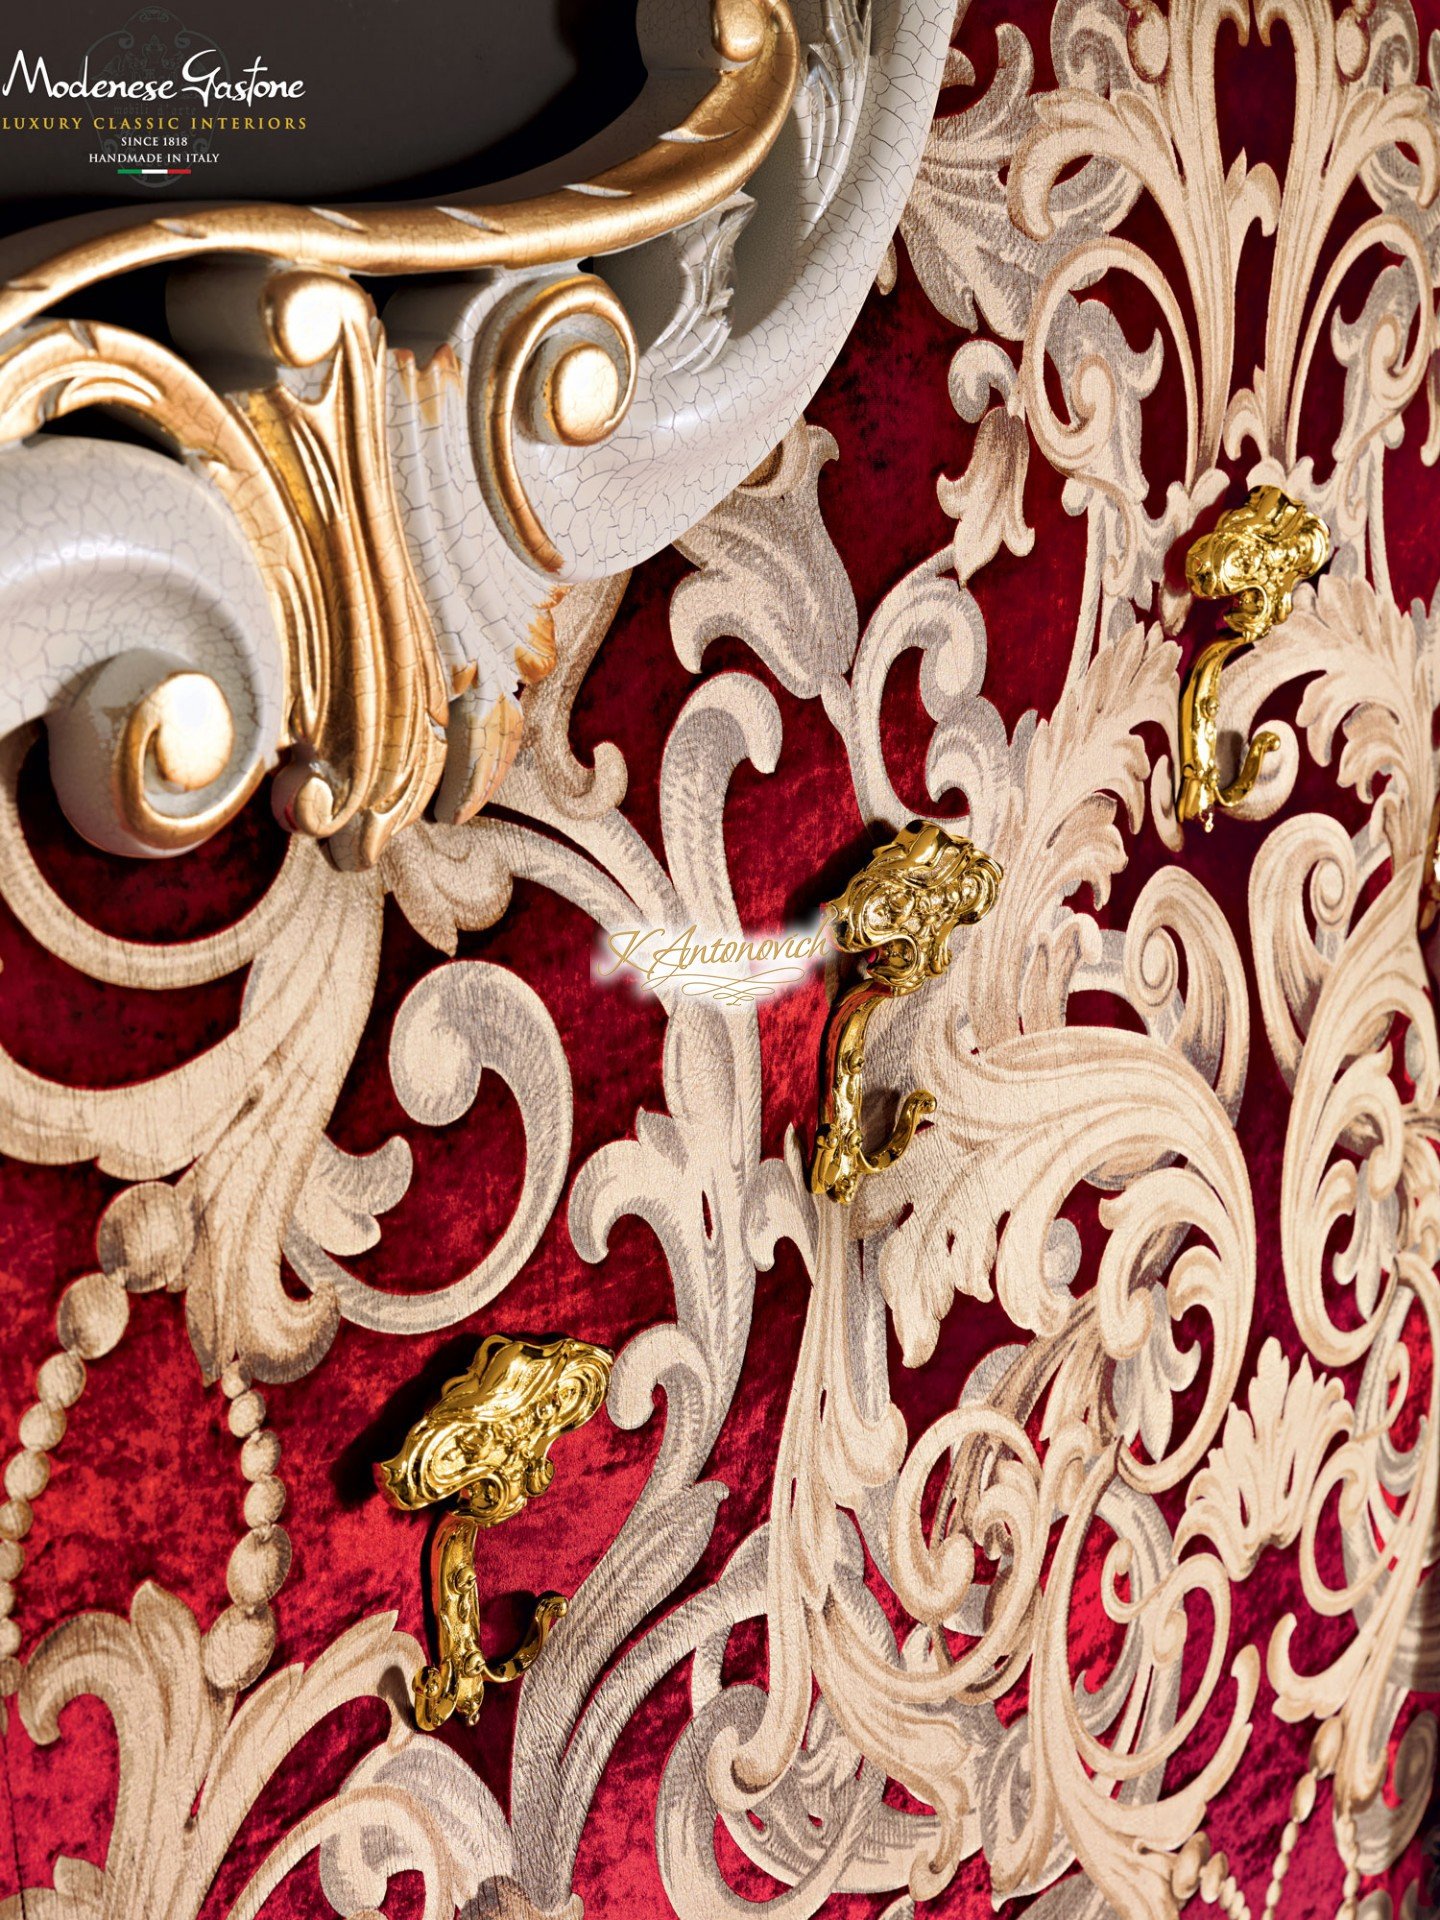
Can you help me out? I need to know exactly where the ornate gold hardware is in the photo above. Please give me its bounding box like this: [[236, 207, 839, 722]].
[[810, 820, 1002, 1206], [1177, 485, 1331, 830], [377, 1332, 613, 1731]]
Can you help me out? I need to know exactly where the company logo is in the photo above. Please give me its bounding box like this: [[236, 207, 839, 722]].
[[598, 921, 836, 1007], [0, 9, 308, 187], [4, 16, 304, 107]]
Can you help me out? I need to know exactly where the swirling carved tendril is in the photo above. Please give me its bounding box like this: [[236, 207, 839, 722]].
[[476, 275, 640, 574]]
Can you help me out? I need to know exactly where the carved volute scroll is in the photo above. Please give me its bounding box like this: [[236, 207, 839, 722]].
[[236, 271, 453, 870], [0, 0, 954, 867]]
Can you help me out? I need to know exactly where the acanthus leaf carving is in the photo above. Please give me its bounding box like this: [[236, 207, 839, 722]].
[[7, 1583, 507, 1919]]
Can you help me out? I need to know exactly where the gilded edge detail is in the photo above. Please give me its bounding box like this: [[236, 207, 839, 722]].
[[0, 0, 800, 333], [1176, 485, 1332, 831], [377, 1333, 613, 1730], [238, 271, 453, 870], [810, 820, 1002, 1205], [0, 0, 801, 867]]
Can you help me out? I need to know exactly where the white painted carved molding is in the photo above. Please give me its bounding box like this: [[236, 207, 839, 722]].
[[0, 436, 283, 857], [0, 0, 950, 866]]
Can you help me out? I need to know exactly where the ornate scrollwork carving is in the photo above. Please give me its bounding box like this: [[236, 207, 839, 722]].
[[0, 0, 950, 870], [238, 270, 453, 870], [0, 273, 456, 868], [0, 324, 284, 854], [378, 1332, 613, 1730], [810, 819, 1002, 1204], [0, 0, 801, 867], [476, 274, 639, 575], [1176, 486, 1331, 830]]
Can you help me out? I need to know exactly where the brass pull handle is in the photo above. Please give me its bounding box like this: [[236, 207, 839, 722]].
[[377, 1332, 612, 1731], [414, 1516, 569, 1731], [1177, 485, 1330, 830], [810, 820, 1002, 1206]]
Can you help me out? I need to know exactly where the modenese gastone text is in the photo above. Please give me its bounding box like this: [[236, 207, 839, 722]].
[[2, 50, 306, 107]]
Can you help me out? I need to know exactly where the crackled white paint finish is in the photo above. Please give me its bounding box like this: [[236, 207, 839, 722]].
[[0, 0, 946, 857], [383, 0, 948, 792], [0, 437, 282, 855], [497, 0, 947, 578]]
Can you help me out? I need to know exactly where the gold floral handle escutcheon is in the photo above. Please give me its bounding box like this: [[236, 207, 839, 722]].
[[810, 820, 1002, 1206], [377, 1332, 612, 1731], [1177, 485, 1331, 830]]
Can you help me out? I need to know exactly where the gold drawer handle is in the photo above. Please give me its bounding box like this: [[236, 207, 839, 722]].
[[810, 820, 1002, 1206], [378, 1333, 612, 1730], [1178, 485, 1330, 830]]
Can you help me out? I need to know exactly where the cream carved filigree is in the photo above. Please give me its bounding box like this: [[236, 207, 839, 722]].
[[0, 0, 952, 867], [0, 1585, 524, 1920], [1, 0, 1440, 1916]]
